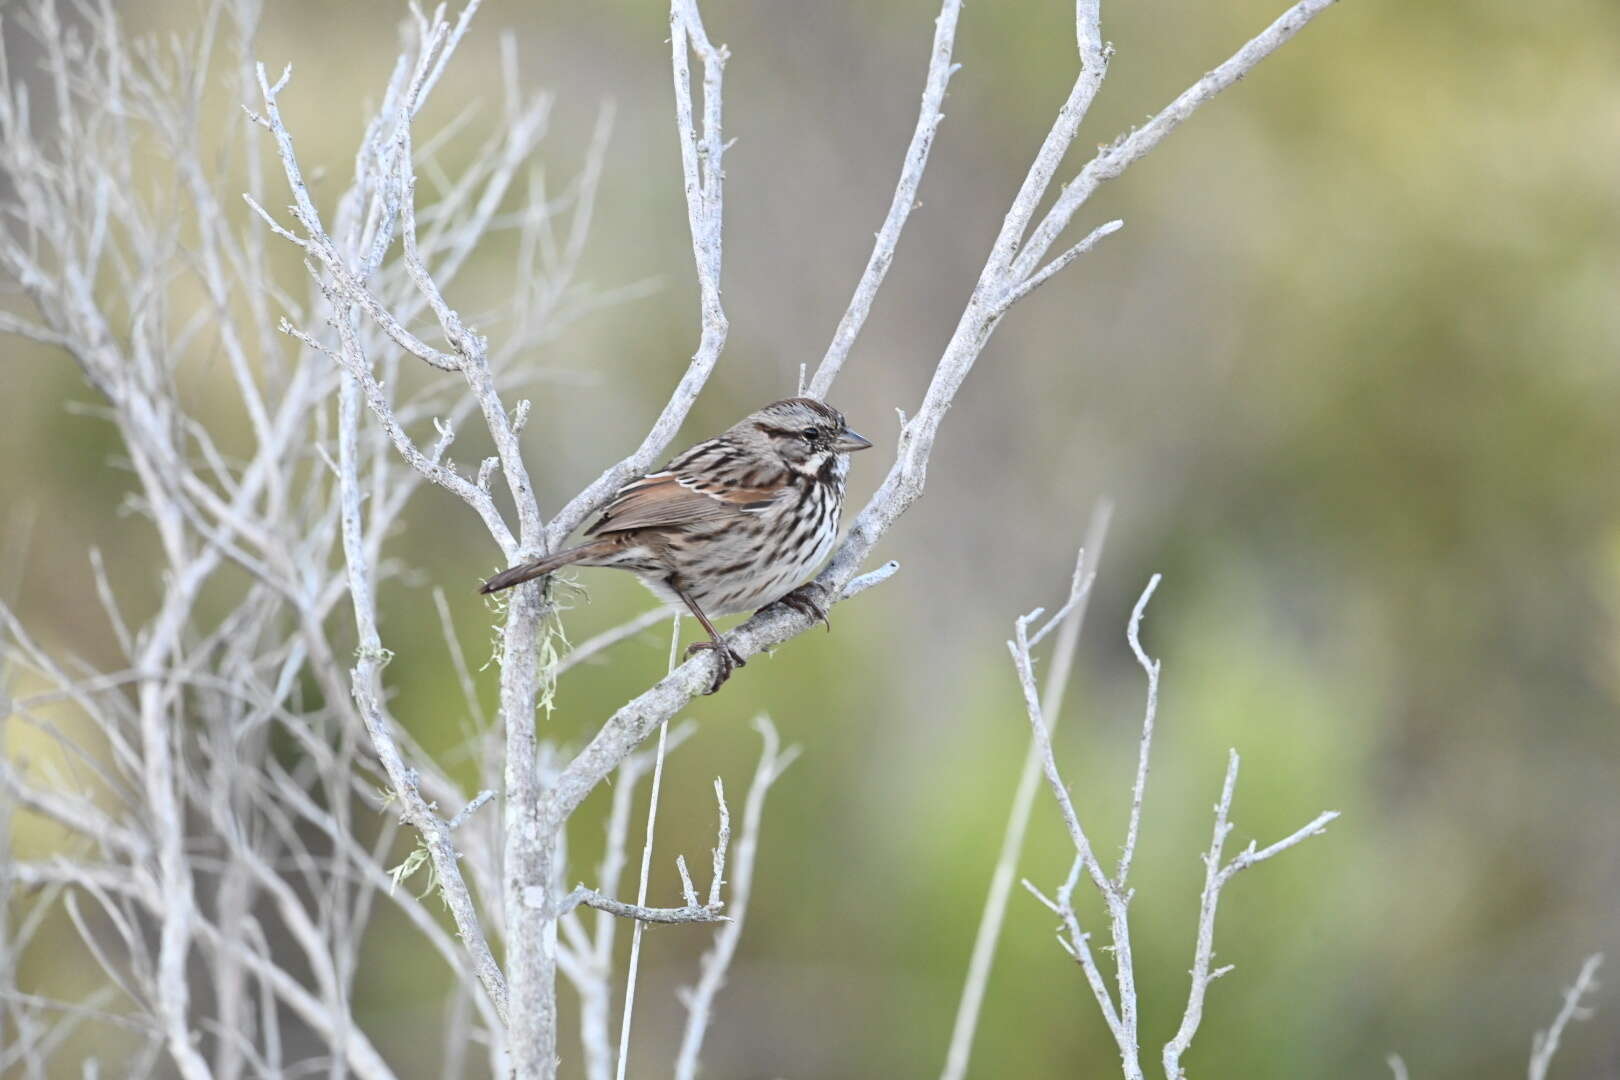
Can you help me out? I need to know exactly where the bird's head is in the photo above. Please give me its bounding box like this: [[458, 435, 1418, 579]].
[[736, 397, 872, 479]]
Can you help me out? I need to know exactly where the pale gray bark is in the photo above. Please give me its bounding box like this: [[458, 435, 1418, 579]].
[[1014, 570, 1337, 1080], [1386, 954, 1604, 1080], [1527, 955, 1604, 1080], [940, 502, 1112, 1080], [808, 0, 964, 399], [673, 719, 800, 1080]]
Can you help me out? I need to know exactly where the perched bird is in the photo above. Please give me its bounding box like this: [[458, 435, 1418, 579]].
[[480, 398, 873, 693]]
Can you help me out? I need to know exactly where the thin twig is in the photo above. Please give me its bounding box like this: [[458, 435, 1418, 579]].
[[1009, 578, 1136, 1069], [1527, 954, 1604, 1080], [1162, 750, 1338, 1079], [547, 0, 730, 546], [554, 607, 672, 676], [674, 718, 800, 1079], [556, 888, 725, 926], [940, 502, 1111, 1080], [808, 0, 963, 398], [1008, 0, 1342, 287], [613, 616, 681, 1080], [996, 219, 1123, 314], [1115, 573, 1162, 888]]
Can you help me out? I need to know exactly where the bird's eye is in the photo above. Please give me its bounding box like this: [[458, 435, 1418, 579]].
[[801, 427, 821, 441]]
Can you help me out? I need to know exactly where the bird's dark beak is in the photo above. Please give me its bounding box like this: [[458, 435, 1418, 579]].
[[835, 427, 873, 452]]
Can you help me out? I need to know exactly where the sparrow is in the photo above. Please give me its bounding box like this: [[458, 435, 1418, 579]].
[[480, 397, 872, 692]]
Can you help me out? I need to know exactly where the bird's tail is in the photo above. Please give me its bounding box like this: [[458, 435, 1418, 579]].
[[479, 540, 611, 594]]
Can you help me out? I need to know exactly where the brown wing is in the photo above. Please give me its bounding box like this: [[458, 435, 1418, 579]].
[[585, 471, 783, 536]]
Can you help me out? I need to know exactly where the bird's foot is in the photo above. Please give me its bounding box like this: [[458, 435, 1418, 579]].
[[684, 639, 746, 695], [774, 583, 831, 631]]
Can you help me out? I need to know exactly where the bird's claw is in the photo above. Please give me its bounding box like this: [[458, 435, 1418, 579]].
[[684, 639, 745, 694], [776, 584, 831, 632]]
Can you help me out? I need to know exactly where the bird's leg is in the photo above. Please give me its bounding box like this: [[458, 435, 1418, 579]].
[[672, 583, 744, 695], [772, 582, 831, 631]]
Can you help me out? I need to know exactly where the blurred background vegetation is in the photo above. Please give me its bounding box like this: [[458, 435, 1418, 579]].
[[5, 0, 1619, 1075]]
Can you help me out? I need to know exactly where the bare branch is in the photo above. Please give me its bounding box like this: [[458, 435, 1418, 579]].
[[674, 717, 800, 1080], [554, 607, 672, 677], [313, 177, 510, 1018], [283, 317, 517, 555], [704, 776, 733, 910], [1115, 573, 1162, 888], [0, 311, 75, 350], [940, 502, 1111, 1080], [545, 561, 898, 825], [1009, 0, 1340, 286], [1528, 954, 1604, 1080], [433, 587, 490, 730], [1009, 575, 1137, 1069], [995, 219, 1123, 315], [449, 790, 497, 831], [1009, 564, 1337, 1080], [614, 617, 684, 1080], [614, 707, 674, 1079], [555, 888, 726, 926], [808, 0, 963, 398], [546, 0, 731, 547], [1162, 750, 1337, 1079], [559, 709, 739, 942], [572, 723, 696, 1080]]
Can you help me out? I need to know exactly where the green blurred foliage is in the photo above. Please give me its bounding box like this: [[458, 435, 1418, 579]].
[[5, 0, 1620, 1076]]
